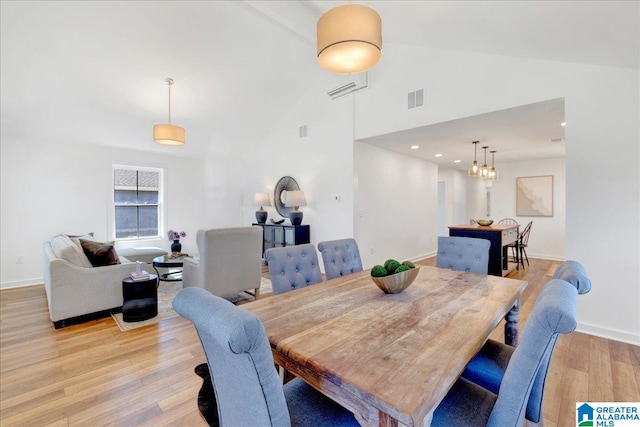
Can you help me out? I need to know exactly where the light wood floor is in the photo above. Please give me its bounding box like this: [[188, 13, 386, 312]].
[[1, 259, 638, 427]]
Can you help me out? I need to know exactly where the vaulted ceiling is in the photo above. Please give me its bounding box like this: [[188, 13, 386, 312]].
[[1, 1, 637, 160]]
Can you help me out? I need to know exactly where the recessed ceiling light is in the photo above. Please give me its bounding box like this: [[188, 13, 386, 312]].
[[453, 160, 461, 163], [410, 145, 419, 150], [561, 122, 566, 126], [435, 153, 443, 158]]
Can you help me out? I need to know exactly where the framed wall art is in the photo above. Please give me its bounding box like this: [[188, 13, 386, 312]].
[[516, 175, 554, 217]]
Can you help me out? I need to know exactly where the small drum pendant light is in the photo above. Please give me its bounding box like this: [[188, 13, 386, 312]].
[[317, 4, 382, 74], [153, 78, 185, 146]]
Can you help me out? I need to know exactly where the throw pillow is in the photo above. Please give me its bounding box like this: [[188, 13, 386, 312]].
[[79, 239, 121, 267], [50, 234, 92, 268], [67, 234, 95, 268]]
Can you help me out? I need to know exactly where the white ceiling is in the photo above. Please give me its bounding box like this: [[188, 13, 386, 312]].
[[1, 1, 637, 159], [361, 98, 566, 169]]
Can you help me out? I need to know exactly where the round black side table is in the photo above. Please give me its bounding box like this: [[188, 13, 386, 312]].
[[122, 274, 158, 322]]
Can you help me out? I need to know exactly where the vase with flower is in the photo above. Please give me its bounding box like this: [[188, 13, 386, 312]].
[[168, 229, 186, 253]]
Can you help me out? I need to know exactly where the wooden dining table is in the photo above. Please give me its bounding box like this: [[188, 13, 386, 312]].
[[242, 266, 527, 427]]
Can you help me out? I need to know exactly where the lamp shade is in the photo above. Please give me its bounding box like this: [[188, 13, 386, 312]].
[[317, 4, 382, 74], [153, 124, 185, 146], [283, 190, 306, 208], [253, 192, 271, 207]]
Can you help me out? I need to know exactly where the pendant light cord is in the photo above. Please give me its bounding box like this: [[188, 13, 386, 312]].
[[165, 77, 174, 124]]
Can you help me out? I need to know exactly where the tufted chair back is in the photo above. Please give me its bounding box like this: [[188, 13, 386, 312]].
[[553, 260, 592, 295], [317, 238, 363, 280], [265, 244, 323, 295], [173, 287, 291, 426], [436, 236, 491, 274]]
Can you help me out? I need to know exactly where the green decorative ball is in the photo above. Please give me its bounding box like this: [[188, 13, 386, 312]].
[[385, 260, 402, 275], [371, 265, 388, 277], [402, 260, 416, 269], [395, 265, 411, 274]]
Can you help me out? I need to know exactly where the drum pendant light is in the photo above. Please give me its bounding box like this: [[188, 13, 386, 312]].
[[153, 78, 185, 146], [317, 4, 382, 74]]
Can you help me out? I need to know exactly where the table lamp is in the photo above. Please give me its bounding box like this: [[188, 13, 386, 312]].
[[253, 193, 271, 224], [284, 190, 307, 226]]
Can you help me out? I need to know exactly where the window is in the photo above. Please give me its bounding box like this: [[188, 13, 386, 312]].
[[113, 166, 163, 239]]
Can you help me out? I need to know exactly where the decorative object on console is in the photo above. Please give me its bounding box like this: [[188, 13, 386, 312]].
[[153, 77, 185, 146], [317, 4, 382, 74], [273, 176, 300, 218], [253, 192, 271, 224], [270, 218, 285, 224], [167, 229, 186, 253], [283, 190, 306, 226]]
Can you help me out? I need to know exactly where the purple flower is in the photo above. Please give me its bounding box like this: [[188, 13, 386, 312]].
[[167, 230, 186, 241]]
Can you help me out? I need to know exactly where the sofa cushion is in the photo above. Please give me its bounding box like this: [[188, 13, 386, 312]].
[[50, 234, 93, 268], [79, 239, 121, 267], [68, 234, 95, 267]]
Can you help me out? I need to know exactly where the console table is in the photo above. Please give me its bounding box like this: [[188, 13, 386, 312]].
[[448, 223, 519, 277], [252, 223, 310, 256]]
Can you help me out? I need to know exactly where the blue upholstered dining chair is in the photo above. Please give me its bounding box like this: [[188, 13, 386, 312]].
[[173, 287, 359, 427], [317, 238, 363, 280], [436, 236, 491, 274], [431, 278, 579, 426], [264, 244, 323, 295], [459, 260, 591, 425]]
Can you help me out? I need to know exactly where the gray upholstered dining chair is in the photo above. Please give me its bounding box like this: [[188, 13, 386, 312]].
[[436, 236, 491, 274], [460, 260, 591, 425], [431, 278, 579, 426], [264, 244, 323, 295], [173, 287, 359, 427], [317, 238, 363, 280]]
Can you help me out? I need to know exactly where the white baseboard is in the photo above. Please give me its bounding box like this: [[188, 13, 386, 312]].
[[411, 252, 437, 262], [577, 322, 640, 346], [0, 277, 44, 290], [527, 253, 565, 261]]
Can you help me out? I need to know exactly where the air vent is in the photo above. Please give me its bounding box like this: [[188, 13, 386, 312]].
[[326, 72, 368, 99], [299, 125, 308, 138], [408, 89, 424, 109], [550, 138, 564, 143]]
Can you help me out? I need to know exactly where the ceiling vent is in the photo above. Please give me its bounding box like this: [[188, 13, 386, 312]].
[[408, 89, 424, 109], [326, 72, 368, 99]]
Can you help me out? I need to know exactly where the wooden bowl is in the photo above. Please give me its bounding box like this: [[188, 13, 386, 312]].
[[371, 267, 420, 294]]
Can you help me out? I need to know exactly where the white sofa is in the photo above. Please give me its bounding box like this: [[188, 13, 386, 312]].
[[43, 234, 147, 328], [183, 227, 262, 298]]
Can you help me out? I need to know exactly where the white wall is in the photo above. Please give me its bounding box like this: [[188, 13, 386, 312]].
[[239, 74, 356, 249], [491, 157, 566, 260], [438, 166, 487, 231], [352, 44, 639, 344], [0, 138, 206, 288], [354, 142, 438, 268]]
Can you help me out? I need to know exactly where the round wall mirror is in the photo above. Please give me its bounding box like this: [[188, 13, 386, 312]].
[[273, 176, 300, 218]]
